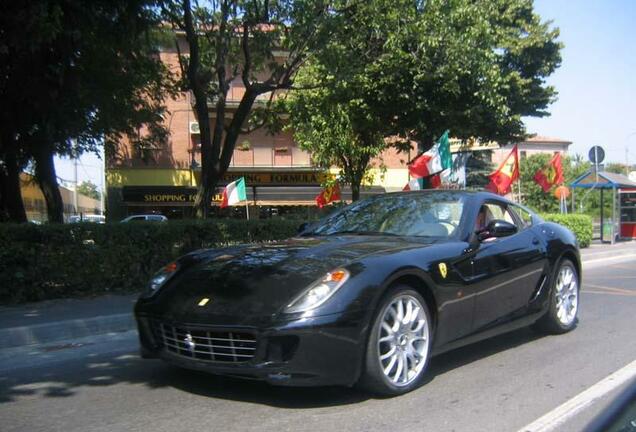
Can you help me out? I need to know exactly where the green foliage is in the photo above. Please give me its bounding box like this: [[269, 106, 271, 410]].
[[521, 153, 619, 220], [341, 0, 563, 147], [0, 219, 299, 304], [520, 153, 589, 213], [285, 0, 562, 198], [605, 163, 630, 175], [540, 213, 593, 248], [466, 151, 494, 189], [1, 0, 172, 222], [76, 181, 100, 201]]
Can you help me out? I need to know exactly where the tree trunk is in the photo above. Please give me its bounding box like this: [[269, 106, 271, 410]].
[[350, 181, 361, 201], [33, 146, 64, 223], [192, 85, 214, 219], [193, 86, 258, 218], [0, 148, 27, 223]]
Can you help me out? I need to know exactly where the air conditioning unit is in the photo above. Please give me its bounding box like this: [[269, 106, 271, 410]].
[[189, 121, 200, 135]]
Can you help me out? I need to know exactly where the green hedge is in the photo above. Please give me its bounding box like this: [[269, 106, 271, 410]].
[[540, 213, 593, 249], [0, 220, 298, 304]]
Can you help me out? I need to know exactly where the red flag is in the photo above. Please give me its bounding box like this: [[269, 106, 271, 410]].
[[486, 145, 519, 195], [315, 184, 341, 208], [533, 153, 564, 192]]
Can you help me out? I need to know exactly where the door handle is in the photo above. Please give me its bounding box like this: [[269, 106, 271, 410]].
[[532, 237, 540, 245]]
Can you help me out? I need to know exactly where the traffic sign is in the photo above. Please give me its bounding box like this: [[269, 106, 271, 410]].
[[589, 146, 605, 164]]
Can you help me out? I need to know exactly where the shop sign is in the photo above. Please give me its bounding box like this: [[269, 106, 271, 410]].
[[220, 171, 327, 186], [123, 186, 223, 204]]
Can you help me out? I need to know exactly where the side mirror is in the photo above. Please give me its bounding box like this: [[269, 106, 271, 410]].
[[478, 219, 517, 241], [297, 222, 309, 234]]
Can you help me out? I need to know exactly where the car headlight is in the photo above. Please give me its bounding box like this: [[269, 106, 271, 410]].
[[285, 269, 350, 313], [144, 261, 179, 297]]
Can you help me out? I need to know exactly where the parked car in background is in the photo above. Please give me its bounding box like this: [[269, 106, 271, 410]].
[[69, 214, 106, 224], [120, 214, 168, 223]]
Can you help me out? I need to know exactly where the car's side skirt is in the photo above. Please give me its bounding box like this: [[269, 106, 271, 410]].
[[430, 310, 545, 357]]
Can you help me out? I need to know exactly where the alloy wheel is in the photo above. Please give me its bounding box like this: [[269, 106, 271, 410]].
[[555, 264, 578, 326], [377, 294, 429, 387]]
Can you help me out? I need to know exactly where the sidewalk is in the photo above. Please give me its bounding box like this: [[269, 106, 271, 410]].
[[580, 239, 636, 260], [0, 294, 137, 349], [0, 241, 634, 350]]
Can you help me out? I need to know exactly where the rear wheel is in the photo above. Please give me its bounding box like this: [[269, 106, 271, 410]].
[[359, 286, 432, 396], [533, 258, 579, 334]]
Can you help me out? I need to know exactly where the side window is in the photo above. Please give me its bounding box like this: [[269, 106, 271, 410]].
[[509, 205, 534, 229], [484, 203, 515, 224], [476, 202, 517, 231]]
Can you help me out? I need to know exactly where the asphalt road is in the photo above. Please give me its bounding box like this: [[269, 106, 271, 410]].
[[1, 255, 636, 432]]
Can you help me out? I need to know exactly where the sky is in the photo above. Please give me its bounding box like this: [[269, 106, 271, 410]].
[[524, 0, 636, 165], [54, 0, 636, 191]]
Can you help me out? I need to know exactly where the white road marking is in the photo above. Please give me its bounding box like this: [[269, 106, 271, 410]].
[[581, 253, 636, 267], [517, 359, 636, 432]]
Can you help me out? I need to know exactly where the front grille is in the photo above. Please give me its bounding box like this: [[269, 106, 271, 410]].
[[155, 322, 257, 363]]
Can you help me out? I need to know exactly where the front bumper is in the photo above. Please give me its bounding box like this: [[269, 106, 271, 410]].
[[135, 310, 368, 387]]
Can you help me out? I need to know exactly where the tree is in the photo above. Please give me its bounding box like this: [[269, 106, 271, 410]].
[[285, 90, 389, 201], [605, 163, 629, 176], [285, 0, 562, 197], [160, 0, 339, 217], [465, 151, 494, 189], [368, 0, 562, 148], [519, 153, 589, 213], [0, 0, 170, 223], [77, 181, 100, 201], [283, 0, 414, 200]]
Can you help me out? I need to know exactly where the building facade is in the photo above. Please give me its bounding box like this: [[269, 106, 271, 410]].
[[106, 38, 571, 219], [21, 173, 101, 223], [492, 135, 572, 166], [106, 38, 415, 219]]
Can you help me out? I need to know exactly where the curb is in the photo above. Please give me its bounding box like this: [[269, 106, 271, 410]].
[[0, 313, 135, 349]]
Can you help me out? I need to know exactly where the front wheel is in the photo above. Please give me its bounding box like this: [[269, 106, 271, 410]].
[[359, 286, 433, 396], [533, 258, 580, 334]]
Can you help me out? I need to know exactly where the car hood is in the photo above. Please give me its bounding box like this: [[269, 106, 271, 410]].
[[142, 235, 436, 325]]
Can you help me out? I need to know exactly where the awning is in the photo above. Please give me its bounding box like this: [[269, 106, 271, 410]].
[[121, 185, 386, 206], [570, 170, 636, 189]]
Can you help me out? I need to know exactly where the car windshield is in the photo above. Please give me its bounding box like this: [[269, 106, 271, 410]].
[[303, 192, 465, 238]]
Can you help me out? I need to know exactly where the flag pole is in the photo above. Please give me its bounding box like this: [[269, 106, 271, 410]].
[[517, 147, 522, 204], [245, 200, 250, 220]]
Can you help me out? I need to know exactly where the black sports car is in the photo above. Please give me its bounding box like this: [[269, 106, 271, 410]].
[[135, 190, 581, 396]]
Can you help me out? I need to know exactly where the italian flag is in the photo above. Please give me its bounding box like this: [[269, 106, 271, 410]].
[[402, 178, 422, 191], [408, 130, 452, 179], [220, 177, 247, 208]]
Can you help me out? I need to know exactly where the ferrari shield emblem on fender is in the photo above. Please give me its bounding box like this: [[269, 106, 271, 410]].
[[438, 263, 448, 279]]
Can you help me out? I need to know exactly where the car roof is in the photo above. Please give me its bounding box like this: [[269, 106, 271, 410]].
[[386, 189, 513, 203]]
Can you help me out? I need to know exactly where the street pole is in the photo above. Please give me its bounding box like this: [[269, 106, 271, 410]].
[[73, 151, 79, 216], [101, 151, 106, 215]]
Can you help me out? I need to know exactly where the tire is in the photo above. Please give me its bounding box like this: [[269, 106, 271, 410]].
[[533, 258, 580, 334], [359, 285, 433, 396]]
